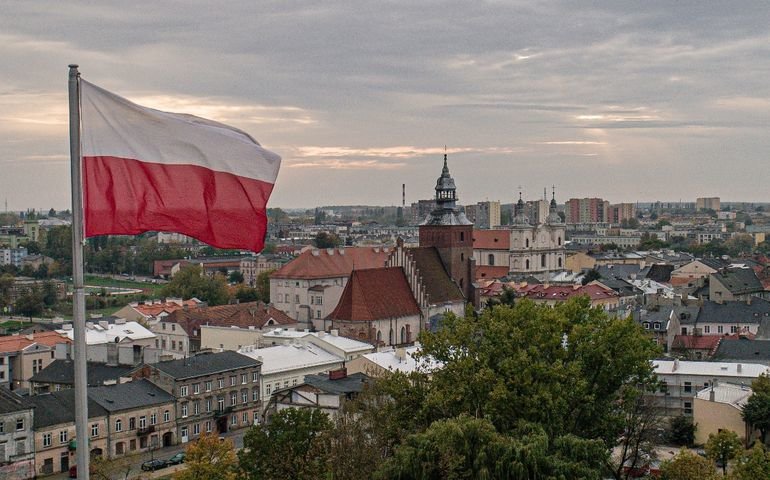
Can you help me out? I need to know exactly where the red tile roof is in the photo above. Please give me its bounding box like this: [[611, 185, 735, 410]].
[[0, 331, 70, 353], [407, 247, 464, 303], [473, 230, 510, 250], [327, 267, 421, 322], [671, 334, 722, 351], [162, 302, 296, 338], [475, 265, 510, 279], [519, 283, 619, 302], [132, 299, 201, 318], [271, 247, 390, 280]]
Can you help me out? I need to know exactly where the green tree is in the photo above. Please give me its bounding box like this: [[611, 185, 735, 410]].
[[731, 444, 770, 480], [0, 274, 13, 309], [660, 449, 718, 480], [228, 271, 244, 284], [313, 231, 342, 249], [486, 285, 516, 310], [742, 374, 770, 444], [608, 387, 666, 480], [162, 265, 230, 305], [724, 234, 754, 257], [15, 286, 44, 317], [175, 432, 238, 480], [639, 232, 669, 250], [657, 219, 672, 229], [239, 408, 332, 480], [667, 416, 696, 446], [582, 268, 602, 285], [255, 270, 273, 303], [705, 429, 742, 476], [417, 297, 659, 462]]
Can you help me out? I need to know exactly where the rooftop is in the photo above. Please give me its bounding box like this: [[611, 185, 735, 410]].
[[407, 247, 464, 303], [327, 267, 421, 322], [89, 379, 175, 412], [262, 328, 374, 354], [238, 343, 342, 375], [28, 390, 108, 428], [0, 331, 70, 353], [695, 382, 752, 409], [653, 359, 768, 378], [162, 301, 295, 337], [30, 360, 133, 386], [57, 320, 154, 345], [271, 247, 390, 280], [361, 344, 442, 374], [473, 230, 510, 250], [712, 268, 764, 295], [150, 350, 260, 380], [303, 371, 370, 395]]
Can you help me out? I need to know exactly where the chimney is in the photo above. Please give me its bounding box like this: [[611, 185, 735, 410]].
[[709, 389, 715, 402], [330, 329, 338, 337], [673, 358, 679, 372], [328, 367, 347, 380], [98, 320, 109, 330]]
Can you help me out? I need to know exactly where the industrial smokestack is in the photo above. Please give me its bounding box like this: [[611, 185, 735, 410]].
[[402, 184, 405, 207]]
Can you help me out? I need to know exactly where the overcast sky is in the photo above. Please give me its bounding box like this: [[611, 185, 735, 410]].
[[2, 1, 769, 210]]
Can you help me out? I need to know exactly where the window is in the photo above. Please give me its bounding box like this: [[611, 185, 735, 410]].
[[163, 410, 170, 422], [129, 417, 136, 430], [525, 259, 530, 270], [266, 384, 272, 395], [193, 423, 200, 435], [241, 374, 247, 384], [230, 414, 237, 426], [242, 390, 248, 404], [252, 372, 258, 383], [681, 327, 688, 335], [718, 325, 724, 334], [115, 419, 123, 432], [181, 403, 188, 418], [643, 322, 650, 330], [218, 378, 224, 389], [488, 254, 494, 266], [139, 416, 147, 429], [162, 323, 166, 330], [294, 295, 300, 303], [230, 376, 237, 386], [558, 257, 562, 268], [193, 383, 200, 394], [284, 294, 289, 303], [525, 238, 529, 248], [400, 326, 406, 344], [205, 421, 212, 433], [172, 324, 176, 331], [181, 426, 188, 439], [16, 418, 24, 431], [59, 430, 68, 444], [684, 382, 692, 393], [180, 385, 188, 396], [206, 398, 212, 412], [704, 325, 710, 334], [731, 325, 738, 333], [193, 401, 200, 415], [91, 424, 99, 437], [205, 381, 212, 392], [541, 254, 546, 268], [16, 440, 24, 456], [171, 340, 176, 350], [684, 402, 692, 415], [150, 413, 157, 425], [217, 397, 225, 410], [230, 392, 237, 406], [292, 378, 297, 386], [316, 310, 321, 319], [252, 388, 259, 402], [43, 433, 52, 447]]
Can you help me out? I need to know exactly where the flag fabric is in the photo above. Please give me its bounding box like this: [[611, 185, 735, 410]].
[[79, 80, 281, 252]]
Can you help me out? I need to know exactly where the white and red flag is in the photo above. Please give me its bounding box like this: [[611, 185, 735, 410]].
[[79, 80, 281, 252]]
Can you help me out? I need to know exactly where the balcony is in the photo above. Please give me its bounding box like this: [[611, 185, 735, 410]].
[[136, 426, 156, 436]]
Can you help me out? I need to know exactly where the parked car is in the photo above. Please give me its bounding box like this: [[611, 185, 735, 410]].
[[167, 452, 186, 465], [141, 459, 168, 471]]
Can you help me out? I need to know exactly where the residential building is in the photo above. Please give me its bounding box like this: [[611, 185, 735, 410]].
[[155, 302, 296, 357], [29, 390, 108, 477], [710, 268, 767, 302], [0, 388, 34, 479], [524, 199, 550, 226], [239, 342, 345, 404], [264, 369, 370, 421], [6, 278, 67, 304], [712, 339, 770, 365], [89, 379, 177, 455], [0, 331, 70, 391], [565, 197, 610, 224], [112, 298, 202, 325], [0, 247, 28, 267], [696, 197, 721, 212], [240, 254, 290, 287], [693, 383, 753, 445], [670, 258, 726, 286], [327, 267, 422, 346], [270, 247, 391, 326], [133, 351, 262, 441], [348, 344, 441, 377], [517, 283, 621, 310], [608, 203, 636, 225], [56, 319, 157, 366], [30, 360, 134, 394], [650, 359, 767, 417], [465, 201, 501, 229]]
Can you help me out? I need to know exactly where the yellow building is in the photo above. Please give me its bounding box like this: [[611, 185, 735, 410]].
[[693, 382, 754, 446]]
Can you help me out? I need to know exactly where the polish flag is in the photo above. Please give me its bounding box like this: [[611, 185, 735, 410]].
[[80, 80, 281, 252]]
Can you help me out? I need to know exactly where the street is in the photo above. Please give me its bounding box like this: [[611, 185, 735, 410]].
[[47, 429, 245, 480]]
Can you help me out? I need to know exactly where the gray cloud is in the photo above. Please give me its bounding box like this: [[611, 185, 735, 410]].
[[1, 1, 770, 209]]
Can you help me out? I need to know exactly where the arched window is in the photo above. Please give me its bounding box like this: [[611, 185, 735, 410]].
[[525, 259, 530, 270], [525, 238, 530, 248], [376, 330, 382, 344], [558, 257, 563, 268], [488, 254, 494, 266], [541, 254, 546, 268], [558, 236, 562, 245], [400, 326, 406, 344], [461, 253, 464, 262], [389, 328, 394, 345], [460, 231, 465, 242]]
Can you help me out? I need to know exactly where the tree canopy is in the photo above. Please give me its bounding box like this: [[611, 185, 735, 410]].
[[175, 433, 238, 480], [161, 265, 230, 305]]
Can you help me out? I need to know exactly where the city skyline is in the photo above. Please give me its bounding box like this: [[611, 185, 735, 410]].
[[2, 2, 770, 210]]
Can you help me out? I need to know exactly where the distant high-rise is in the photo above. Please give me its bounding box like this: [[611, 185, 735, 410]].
[[696, 197, 721, 212], [465, 201, 500, 229], [565, 198, 609, 224]]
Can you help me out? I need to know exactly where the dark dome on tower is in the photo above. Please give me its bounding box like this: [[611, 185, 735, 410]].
[[421, 154, 472, 226]]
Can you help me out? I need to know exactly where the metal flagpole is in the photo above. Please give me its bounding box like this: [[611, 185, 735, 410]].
[[68, 64, 90, 480]]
